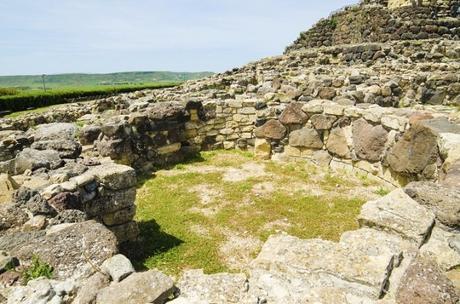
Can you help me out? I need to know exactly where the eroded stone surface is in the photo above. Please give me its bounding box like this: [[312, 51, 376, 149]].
[[358, 189, 435, 245]]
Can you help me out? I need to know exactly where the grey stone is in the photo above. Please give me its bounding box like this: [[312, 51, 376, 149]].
[[358, 189, 435, 246], [289, 127, 323, 149], [73, 272, 110, 304], [95, 270, 174, 304], [173, 269, 249, 304], [14, 148, 62, 175], [89, 164, 137, 191], [0, 203, 28, 231], [396, 255, 459, 304], [254, 119, 287, 140], [0, 174, 19, 204], [101, 254, 134, 282], [31, 139, 82, 159], [310, 114, 337, 130], [278, 103, 309, 125], [13, 187, 56, 216], [251, 233, 399, 300], [1, 221, 117, 280], [352, 118, 388, 162], [420, 226, 460, 271], [79, 125, 102, 146], [0, 251, 18, 274], [404, 182, 460, 228], [386, 118, 455, 177], [326, 127, 351, 158], [32, 123, 77, 141]]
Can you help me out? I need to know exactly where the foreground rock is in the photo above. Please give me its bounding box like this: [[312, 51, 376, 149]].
[[95, 270, 174, 304], [396, 255, 459, 304], [171, 269, 249, 303], [358, 189, 435, 245], [0, 221, 117, 280]]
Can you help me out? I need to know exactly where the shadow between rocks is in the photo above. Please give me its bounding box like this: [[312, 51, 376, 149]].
[[120, 219, 184, 271]]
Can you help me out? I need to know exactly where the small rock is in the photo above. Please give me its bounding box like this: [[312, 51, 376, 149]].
[[101, 254, 134, 282]]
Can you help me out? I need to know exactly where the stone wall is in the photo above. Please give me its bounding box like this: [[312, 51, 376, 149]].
[[388, 0, 451, 9], [182, 98, 460, 186], [0, 123, 139, 244], [286, 3, 459, 52]]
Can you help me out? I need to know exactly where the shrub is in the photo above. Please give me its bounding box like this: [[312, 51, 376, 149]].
[[0, 87, 18, 96], [22, 255, 54, 283]]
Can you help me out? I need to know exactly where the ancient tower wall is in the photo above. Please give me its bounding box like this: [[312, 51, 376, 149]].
[[286, 1, 459, 52], [388, 0, 450, 9]]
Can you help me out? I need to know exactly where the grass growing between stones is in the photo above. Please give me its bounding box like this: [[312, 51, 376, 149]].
[[134, 150, 386, 277]]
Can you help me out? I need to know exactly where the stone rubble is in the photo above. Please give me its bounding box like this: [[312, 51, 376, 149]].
[[0, 0, 459, 303]]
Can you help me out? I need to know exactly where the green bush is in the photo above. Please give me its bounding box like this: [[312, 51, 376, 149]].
[[0, 87, 18, 96], [0, 82, 180, 113], [22, 255, 54, 283]]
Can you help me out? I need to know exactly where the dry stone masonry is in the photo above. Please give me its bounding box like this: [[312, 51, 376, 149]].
[[0, 0, 460, 303]]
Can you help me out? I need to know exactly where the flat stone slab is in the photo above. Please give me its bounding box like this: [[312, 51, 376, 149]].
[[172, 269, 249, 303], [251, 234, 398, 299], [95, 270, 174, 304], [358, 189, 435, 246], [340, 228, 417, 267]]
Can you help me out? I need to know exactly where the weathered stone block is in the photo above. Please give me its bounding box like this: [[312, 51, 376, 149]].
[[358, 189, 435, 245]]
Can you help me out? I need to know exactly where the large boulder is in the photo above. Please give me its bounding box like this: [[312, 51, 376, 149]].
[[279, 103, 309, 125], [14, 148, 62, 174], [289, 127, 323, 149], [386, 118, 460, 177], [95, 270, 174, 304], [404, 182, 460, 228], [32, 123, 77, 141], [31, 139, 82, 159], [0, 221, 118, 280], [396, 255, 459, 304], [254, 119, 287, 140], [352, 118, 388, 162]]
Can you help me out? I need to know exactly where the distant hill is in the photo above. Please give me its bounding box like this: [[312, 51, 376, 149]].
[[0, 71, 214, 90]]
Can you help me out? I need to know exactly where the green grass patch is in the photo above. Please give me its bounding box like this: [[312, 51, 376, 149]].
[[22, 255, 54, 283], [374, 187, 391, 196], [132, 151, 368, 276]]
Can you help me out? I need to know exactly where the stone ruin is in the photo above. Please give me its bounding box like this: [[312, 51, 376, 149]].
[[0, 0, 459, 303]]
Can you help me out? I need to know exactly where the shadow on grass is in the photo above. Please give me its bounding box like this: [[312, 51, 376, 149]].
[[135, 151, 206, 188], [120, 219, 184, 271]]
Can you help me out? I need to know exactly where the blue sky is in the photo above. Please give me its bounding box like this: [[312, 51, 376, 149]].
[[0, 0, 357, 76]]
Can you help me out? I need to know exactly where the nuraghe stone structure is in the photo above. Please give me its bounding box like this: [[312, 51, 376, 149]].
[[0, 0, 460, 303]]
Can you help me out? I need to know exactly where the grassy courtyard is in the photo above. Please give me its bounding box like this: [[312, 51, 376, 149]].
[[133, 150, 389, 277]]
